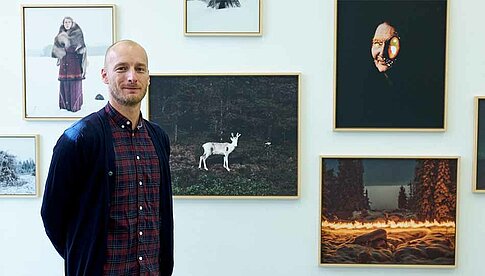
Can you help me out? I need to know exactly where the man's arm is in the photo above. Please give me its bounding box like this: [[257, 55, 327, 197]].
[[41, 130, 83, 258]]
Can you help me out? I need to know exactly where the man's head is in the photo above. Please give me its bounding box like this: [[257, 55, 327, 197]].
[[101, 40, 150, 109], [371, 22, 400, 73]]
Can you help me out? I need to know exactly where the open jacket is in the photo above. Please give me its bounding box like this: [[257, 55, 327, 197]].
[[41, 107, 174, 276]]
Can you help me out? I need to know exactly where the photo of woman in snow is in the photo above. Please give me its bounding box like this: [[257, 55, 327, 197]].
[[52, 16, 87, 112]]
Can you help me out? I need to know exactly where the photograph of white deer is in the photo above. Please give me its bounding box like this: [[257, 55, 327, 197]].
[[148, 73, 300, 198]]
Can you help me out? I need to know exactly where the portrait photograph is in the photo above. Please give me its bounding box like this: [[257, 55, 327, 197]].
[[473, 96, 485, 192], [184, 0, 262, 36], [0, 135, 39, 197], [22, 5, 115, 120], [320, 156, 458, 267], [148, 73, 299, 198], [334, 0, 448, 130]]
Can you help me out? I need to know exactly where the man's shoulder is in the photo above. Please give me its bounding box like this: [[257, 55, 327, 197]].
[[63, 111, 105, 141]]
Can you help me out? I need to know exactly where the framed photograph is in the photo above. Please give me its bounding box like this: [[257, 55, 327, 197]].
[[22, 5, 115, 120], [320, 156, 458, 267], [0, 135, 39, 197], [148, 73, 299, 198], [184, 0, 262, 36], [473, 96, 485, 192], [333, 0, 448, 131]]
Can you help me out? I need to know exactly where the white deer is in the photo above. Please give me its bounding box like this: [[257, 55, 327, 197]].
[[198, 133, 241, 171]]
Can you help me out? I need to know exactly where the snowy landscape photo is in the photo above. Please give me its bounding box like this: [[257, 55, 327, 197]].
[[185, 0, 261, 35], [0, 136, 38, 196], [22, 5, 114, 119], [320, 156, 458, 267]]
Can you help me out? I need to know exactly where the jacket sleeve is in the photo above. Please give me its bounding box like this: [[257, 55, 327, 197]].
[[41, 130, 83, 258]]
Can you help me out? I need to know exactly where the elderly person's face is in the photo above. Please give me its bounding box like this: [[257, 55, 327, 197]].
[[371, 22, 400, 73], [63, 19, 73, 30]]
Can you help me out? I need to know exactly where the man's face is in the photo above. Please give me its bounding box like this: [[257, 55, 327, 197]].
[[371, 23, 398, 73], [101, 43, 150, 108]]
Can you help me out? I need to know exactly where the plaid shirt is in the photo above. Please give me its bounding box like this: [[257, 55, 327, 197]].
[[103, 103, 161, 275]]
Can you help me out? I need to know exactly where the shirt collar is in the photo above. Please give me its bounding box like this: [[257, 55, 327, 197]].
[[105, 103, 143, 130]]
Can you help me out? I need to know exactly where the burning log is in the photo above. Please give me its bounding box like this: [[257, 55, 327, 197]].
[[353, 229, 388, 248]]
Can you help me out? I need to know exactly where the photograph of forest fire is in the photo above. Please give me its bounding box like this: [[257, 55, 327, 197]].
[[320, 156, 458, 267]]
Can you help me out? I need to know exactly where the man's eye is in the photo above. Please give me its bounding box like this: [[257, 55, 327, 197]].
[[373, 41, 383, 47], [115, 67, 126, 71]]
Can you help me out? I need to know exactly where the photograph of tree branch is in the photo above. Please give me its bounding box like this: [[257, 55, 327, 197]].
[[320, 156, 458, 267], [148, 74, 299, 198]]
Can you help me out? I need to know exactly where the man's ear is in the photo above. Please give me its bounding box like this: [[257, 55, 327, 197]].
[[101, 68, 109, 84]]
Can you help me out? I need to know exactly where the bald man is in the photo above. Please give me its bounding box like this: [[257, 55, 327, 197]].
[[41, 40, 174, 276]]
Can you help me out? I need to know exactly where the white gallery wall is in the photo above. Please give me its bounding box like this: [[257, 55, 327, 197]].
[[0, 0, 484, 275]]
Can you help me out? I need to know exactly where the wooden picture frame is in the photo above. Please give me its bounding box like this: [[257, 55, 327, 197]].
[[333, 0, 448, 131], [184, 0, 262, 36], [320, 155, 458, 267], [0, 135, 40, 197], [21, 4, 115, 120], [148, 73, 300, 198]]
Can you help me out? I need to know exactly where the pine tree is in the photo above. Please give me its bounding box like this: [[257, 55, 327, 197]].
[[398, 185, 408, 210], [323, 166, 337, 215], [335, 159, 366, 212], [364, 189, 371, 210], [433, 160, 453, 221], [207, 0, 241, 9], [0, 151, 19, 186], [419, 160, 436, 220]]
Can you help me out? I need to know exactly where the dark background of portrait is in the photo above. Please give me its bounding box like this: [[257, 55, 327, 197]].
[[477, 99, 485, 190], [335, 0, 447, 128]]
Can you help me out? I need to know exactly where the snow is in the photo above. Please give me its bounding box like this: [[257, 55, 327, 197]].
[[0, 175, 36, 195], [186, 0, 260, 33]]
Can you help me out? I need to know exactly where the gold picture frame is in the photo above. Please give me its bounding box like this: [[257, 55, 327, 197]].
[[0, 135, 40, 197], [184, 0, 262, 36], [21, 4, 116, 120], [320, 155, 459, 267], [148, 73, 300, 199]]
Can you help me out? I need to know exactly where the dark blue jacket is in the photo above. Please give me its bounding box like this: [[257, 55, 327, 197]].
[[41, 108, 174, 276]]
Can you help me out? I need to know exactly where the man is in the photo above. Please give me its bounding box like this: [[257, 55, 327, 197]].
[[41, 40, 174, 275]]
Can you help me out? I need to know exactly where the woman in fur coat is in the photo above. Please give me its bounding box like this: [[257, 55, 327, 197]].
[[52, 16, 87, 112]]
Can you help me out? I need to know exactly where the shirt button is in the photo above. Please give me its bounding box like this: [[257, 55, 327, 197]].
[[108, 171, 113, 176], [127, 121, 131, 125], [139, 181, 143, 186], [139, 206, 143, 210], [121, 125, 125, 129], [139, 256, 143, 261], [139, 231, 143, 236], [136, 156, 140, 160]]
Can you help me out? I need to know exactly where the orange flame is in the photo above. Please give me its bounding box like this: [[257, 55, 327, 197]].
[[322, 220, 455, 230]]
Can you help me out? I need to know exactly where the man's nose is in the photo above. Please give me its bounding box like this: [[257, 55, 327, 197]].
[[127, 69, 138, 83]]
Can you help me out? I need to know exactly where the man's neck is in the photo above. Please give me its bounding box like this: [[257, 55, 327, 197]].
[[109, 101, 141, 130]]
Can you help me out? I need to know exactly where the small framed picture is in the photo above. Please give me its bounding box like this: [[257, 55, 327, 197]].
[[184, 0, 262, 36], [320, 156, 458, 267], [334, 0, 448, 131], [0, 135, 39, 197], [473, 96, 485, 192], [22, 4, 115, 120], [148, 73, 299, 198]]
